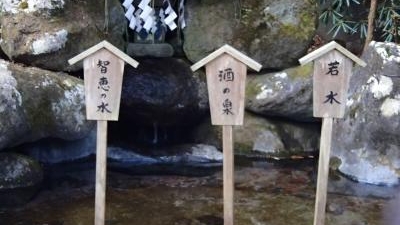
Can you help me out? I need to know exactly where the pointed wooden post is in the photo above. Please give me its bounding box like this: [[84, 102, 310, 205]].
[[191, 45, 261, 225], [68, 41, 139, 225], [299, 41, 366, 225]]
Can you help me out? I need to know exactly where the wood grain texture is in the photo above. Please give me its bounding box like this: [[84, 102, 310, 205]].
[[205, 54, 247, 125], [299, 41, 366, 67], [95, 121, 108, 225], [83, 49, 125, 121], [313, 118, 333, 225], [68, 40, 139, 68], [190, 44, 262, 72], [313, 50, 352, 118], [223, 125, 234, 225]]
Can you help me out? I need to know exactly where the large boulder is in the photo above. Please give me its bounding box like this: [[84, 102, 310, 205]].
[[0, 153, 43, 207], [331, 41, 400, 186], [20, 130, 97, 164], [183, 0, 317, 69], [246, 64, 314, 121], [120, 58, 208, 126], [192, 112, 320, 158], [0, 59, 94, 150], [0, 0, 126, 72]]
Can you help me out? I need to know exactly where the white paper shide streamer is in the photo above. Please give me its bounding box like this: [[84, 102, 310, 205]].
[[122, 0, 186, 35], [162, 0, 177, 31], [178, 0, 186, 29]]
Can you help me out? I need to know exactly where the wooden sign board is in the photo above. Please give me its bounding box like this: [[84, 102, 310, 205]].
[[299, 41, 367, 118], [205, 54, 247, 125], [191, 44, 262, 125], [68, 41, 139, 225], [313, 50, 353, 118], [83, 49, 125, 121], [298, 41, 366, 225], [191, 44, 261, 225], [68, 40, 139, 121]]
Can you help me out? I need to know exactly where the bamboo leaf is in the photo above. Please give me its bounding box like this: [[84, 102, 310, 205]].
[[333, 25, 342, 37]]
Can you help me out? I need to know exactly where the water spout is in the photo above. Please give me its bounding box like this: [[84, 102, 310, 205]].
[[152, 122, 158, 145]]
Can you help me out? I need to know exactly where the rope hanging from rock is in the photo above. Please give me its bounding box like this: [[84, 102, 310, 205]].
[[104, 0, 109, 33], [176, 0, 185, 44], [234, 0, 241, 20]]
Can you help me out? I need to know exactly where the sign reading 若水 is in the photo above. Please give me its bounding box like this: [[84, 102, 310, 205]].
[[312, 50, 353, 118], [299, 41, 366, 118], [299, 41, 366, 225]]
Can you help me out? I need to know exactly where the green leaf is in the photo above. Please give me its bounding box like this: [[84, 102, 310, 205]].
[[343, 22, 356, 33], [317, 0, 399, 43], [360, 23, 367, 38], [384, 33, 394, 42], [332, 10, 344, 18]]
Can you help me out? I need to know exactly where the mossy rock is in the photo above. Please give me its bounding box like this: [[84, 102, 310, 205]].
[[0, 153, 43, 207], [0, 59, 94, 150], [191, 112, 319, 158], [246, 64, 314, 122], [331, 42, 400, 186], [0, 0, 126, 72], [183, 0, 317, 69]]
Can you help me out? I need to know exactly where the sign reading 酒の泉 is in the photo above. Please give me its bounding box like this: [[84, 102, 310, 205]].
[[191, 44, 261, 225], [206, 55, 247, 125], [191, 44, 262, 125]]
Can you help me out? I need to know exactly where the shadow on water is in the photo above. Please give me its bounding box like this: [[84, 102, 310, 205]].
[[39, 156, 222, 191]]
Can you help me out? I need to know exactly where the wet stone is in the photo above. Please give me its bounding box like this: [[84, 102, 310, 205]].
[[327, 202, 345, 215], [0, 153, 43, 207]]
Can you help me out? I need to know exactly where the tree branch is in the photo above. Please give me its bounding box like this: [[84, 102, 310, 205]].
[[363, 0, 378, 53]]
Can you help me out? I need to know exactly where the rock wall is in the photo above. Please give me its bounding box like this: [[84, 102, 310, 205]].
[[0, 59, 94, 149], [183, 0, 317, 69], [332, 42, 400, 186], [1, 0, 400, 187], [0, 0, 126, 71]]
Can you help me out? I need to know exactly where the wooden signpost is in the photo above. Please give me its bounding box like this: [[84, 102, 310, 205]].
[[68, 41, 139, 225], [191, 44, 261, 225], [299, 41, 366, 225]]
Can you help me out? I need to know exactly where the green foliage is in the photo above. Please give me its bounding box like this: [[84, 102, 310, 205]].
[[319, 0, 400, 42]]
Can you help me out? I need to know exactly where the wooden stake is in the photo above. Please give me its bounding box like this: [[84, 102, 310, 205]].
[[223, 125, 234, 225], [313, 118, 333, 225], [299, 41, 366, 225], [95, 120, 108, 225], [190, 44, 261, 225], [68, 41, 139, 225]]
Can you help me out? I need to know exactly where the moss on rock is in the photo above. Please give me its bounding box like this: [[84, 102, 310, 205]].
[[0, 153, 43, 189], [18, 1, 28, 9], [184, 0, 317, 69]]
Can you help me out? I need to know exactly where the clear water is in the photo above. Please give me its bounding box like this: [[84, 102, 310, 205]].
[[0, 157, 396, 225]]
